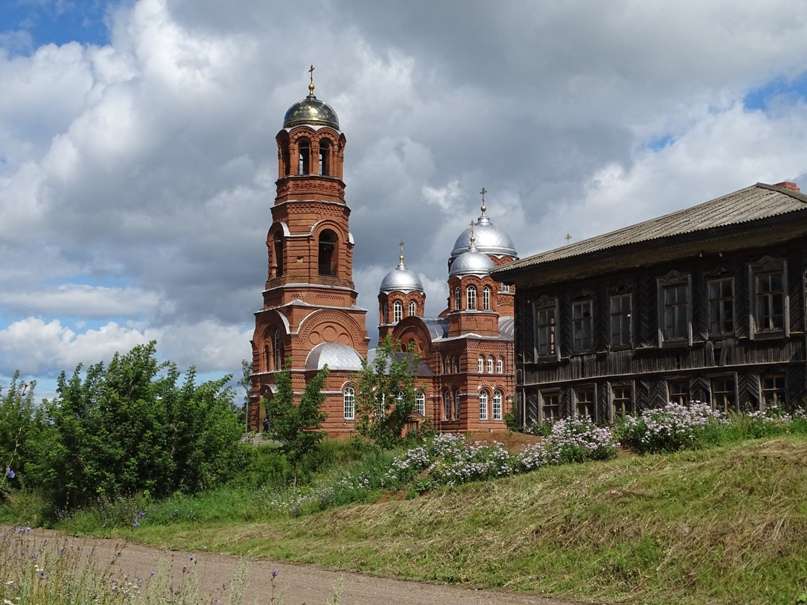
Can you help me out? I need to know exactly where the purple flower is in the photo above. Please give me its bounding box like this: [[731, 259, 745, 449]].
[[271, 569, 279, 578], [5, 466, 15, 480]]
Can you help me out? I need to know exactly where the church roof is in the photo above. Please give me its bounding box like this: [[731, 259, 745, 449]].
[[495, 182, 807, 276], [305, 342, 363, 371]]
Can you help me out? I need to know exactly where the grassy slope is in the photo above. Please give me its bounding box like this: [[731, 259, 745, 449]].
[[78, 436, 807, 605]]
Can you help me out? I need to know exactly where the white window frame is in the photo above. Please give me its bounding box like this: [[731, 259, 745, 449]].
[[496, 357, 504, 374], [479, 390, 489, 420], [343, 385, 355, 420], [467, 286, 477, 310], [416, 391, 426, 416], [393, 300, 403, 323], [492, 390, 503, 420], [477, 355, 484, 373], [487, 356, 495, 374], [482, 286, 491, 310], [408, 300, 417, 317]]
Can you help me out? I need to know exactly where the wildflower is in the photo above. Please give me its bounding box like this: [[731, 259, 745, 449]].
[[271, 569, 279, 578], [4, 466, 14, 480]]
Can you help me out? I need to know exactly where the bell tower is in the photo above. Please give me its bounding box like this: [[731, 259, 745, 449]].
[[249, 67, 369, 433]]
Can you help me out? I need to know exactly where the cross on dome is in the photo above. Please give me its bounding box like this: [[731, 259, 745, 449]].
[[398, 240, 406, 269], [480, 187, 488, 218], [308, 64, 316, 97]]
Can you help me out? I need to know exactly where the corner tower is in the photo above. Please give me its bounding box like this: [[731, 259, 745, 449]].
[[249, 67, 368, 434], [378, 242, 425, 341]]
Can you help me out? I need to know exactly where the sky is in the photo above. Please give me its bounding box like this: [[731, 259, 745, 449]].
[[3, 0, 807, 398]]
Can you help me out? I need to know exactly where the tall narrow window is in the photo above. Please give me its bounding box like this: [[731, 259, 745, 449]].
[[612, 384, 632, 418], [416, 391, 426, 416], [762, 374, 785, 407], [609, 293, 632, 346], [482, 286, 491, 310], [662, 283, 689, 339], [492, 391, 503, 420], [467, 286, 477, 310], [572, 300, 594, 351], [477, 355, 484, 373], [408, 300, 417, 317], [668, 380, 689, 405], [264, 344, 271, 371], [496, 357, 504, 374], [273, 329, 284, 371], [575, 388, 594, 418], [392, 300, 403, 323], [711, 377, 735, 413], [297, 138, 310, 175], [443, 391, 451, 419], [541, 391, 561, 422], [343, 386, 355, 420], [318, 139, 330, 176], [755, 272, 784, 332], [454, 287, 462, 310], [536, 303, 556, 357], [273, 234, 284, 277], [487, 356, 494, 374], [454, 389, 462, 420], [708, 278, 734, 336], [479, 390, 489, 420], [318, 230, 337, 276]]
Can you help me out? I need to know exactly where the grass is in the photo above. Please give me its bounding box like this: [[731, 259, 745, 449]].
[[60, 435, 807, 605]]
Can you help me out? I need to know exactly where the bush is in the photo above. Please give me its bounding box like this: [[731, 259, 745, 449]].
[[616, 402, 725, 453], [517, 416, 617, 471]]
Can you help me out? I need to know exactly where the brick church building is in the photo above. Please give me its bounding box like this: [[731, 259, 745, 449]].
[[248, 73, 518, 435]]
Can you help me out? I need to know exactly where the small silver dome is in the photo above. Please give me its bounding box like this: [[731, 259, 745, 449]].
[[449, 194, 517, 263], [305, 342, 363, 371], [449, 248, 495, 277], [380, 243, 424, 293]]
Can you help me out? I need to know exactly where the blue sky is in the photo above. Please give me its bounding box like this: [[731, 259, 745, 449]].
[[2, 0, 807, 402]]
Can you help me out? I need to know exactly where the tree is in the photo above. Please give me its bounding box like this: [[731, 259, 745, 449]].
[[28, 342, 244, 510], [263, 365, 328, 465], [0, 373, 39, 497], [356, 336, 418, 446]]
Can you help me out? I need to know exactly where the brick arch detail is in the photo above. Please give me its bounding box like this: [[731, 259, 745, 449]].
[[297, 308, 364, 350]]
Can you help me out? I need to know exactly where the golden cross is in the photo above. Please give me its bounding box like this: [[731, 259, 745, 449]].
[[308, 64, 316, 95]]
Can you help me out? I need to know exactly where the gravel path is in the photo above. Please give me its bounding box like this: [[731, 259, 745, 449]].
[[14, 528, 585, 605]]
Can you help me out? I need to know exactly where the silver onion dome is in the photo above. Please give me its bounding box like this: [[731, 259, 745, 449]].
[[449, 191, 517, 263], [283, 66, 340, 130], [380, 242, 424, 293], [449, 223, 495, 277]]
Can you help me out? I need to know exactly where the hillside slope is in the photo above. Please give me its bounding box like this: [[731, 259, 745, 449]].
[[87, 437, 807, 605]]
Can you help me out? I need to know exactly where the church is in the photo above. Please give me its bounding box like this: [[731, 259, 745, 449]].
[[247, 72, 517, 435]]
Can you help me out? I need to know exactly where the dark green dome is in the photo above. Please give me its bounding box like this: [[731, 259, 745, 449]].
[[283, 94, 340, 130]]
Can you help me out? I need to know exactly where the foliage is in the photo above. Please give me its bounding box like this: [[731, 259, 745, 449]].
[[25, 342, 244, 512], [0, 373, 40, 498], [355, 336, 418, 447], [263, 365, 328, 467]]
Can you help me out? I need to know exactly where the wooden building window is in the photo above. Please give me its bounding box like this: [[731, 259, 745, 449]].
[[711, 376, 736, 413], [540, 390, 562, 422], [668, 380, 689, 405], [708, 278, 734, 336], [662, 283, 689, 340], [535, 299, 557, 357], [755, 271, 785, 333], [574, 387, 595, 419], [609, 293, 632, 347], [572, 300, 594, 351], [611, 383, 633, 419], [762, 374, 785, 407]]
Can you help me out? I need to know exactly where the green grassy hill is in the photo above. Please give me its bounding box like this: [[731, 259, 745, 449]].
[[88, 436, 807, 605]]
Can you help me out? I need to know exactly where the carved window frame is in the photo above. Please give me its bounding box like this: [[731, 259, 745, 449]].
[[657, 270, 692, 346], [608, 381, 635, 422], [572, 384, 596, 421], [748, 256, 788, 339], [538, 388, 562, 423], [533, 295, 560, 360]]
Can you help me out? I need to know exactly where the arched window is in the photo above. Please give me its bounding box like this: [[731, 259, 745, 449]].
[[282, 143, 291, 176], [343, 385, 355, 420], [483, 286, 491, 310], [477, 355, 484, 373], [479, 390, 489, 420], [467, 286, 477, 310], [496, 357, 504, 374], [416, 391, 426, 416], [493, 390, 503, 420], [318, 229, 337, 276], [408, 300, 417, 317], [454, 389, 462, 420], [487, 356, 494, 374], [297, 138, 311, 175], [393, 300, 403, 322], [273, 329, 284, 370], [454, 357, 460, 373], [443, 391, 451, 420], [318, 139, 330, 176], [454, 287, 462, 310], [264, 344, 271, 371], [273, 234, 284, 277]]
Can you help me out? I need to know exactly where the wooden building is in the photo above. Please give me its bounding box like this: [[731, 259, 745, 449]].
[[493, 182, 807, 427]]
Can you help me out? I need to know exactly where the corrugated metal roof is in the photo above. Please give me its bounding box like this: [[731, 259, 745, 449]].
[[498, 316, 514, 339], [496, 183, 807, 274]]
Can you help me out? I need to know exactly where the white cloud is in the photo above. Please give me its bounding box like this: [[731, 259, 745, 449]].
[[0, 284, 167, 317]]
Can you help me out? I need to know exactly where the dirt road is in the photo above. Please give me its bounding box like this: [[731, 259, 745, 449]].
[[14, 528, 583, 605]]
